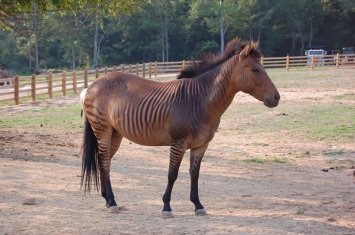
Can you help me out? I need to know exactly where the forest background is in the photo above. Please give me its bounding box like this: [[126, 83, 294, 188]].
[[0, 0, 354, 75]]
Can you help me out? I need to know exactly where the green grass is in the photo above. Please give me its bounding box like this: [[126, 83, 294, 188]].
[[331, 93, 355, 100], [295, 152, 311, 158], [323, 150, 345, 156], [296, 207, 307, 215], [223, 100, 355, 143], [267, 68, 354, 90], [242, 157, 288, 164], [0, 104, 82, 130], [325, 159, 354, 165]]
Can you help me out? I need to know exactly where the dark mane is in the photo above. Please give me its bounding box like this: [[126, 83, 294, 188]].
[[177, 38, 263, 79]]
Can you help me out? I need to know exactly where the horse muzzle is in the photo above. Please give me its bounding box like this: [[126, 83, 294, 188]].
[[264, 91, 280, 108]]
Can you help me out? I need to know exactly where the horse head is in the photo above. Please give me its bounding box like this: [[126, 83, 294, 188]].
[[233, 39, 280, 108]]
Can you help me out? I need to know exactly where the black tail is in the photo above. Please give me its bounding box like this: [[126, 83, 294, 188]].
[[81, 119, 100, 193]]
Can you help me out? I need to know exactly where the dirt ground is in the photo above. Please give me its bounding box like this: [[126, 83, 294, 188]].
[[0, 71, 355, 235]]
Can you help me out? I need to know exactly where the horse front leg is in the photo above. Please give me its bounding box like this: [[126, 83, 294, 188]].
[[189, 143, 209, 216], [162, 140, 187, 219]]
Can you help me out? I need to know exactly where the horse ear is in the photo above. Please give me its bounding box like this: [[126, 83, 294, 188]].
[[239, 44, 251, 59], [253, 38, 260, 49]]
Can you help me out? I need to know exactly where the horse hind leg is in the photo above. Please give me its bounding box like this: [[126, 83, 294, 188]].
[[98, 128, 123, 213]]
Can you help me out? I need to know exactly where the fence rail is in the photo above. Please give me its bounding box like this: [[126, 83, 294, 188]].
[[1, 54, 355, 105]]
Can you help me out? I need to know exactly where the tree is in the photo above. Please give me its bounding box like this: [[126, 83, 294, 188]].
[[189, 0, 240, 54], [339, 0, 355, 15], [0, 0, 143, 72], [0, 0, 144, 32]]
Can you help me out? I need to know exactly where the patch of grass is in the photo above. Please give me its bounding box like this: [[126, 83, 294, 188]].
[[224, 101, 355, 143], [242, 158, 266, 163], [269, 157, 288, 163], [326, 159, 354, 164], [331, 93, 355, 100], [296, 207, 307, 215], [295, 152, 311, 158], [323, 150, 345, 156], [242, 157, 288, 164], [267, 68, 353, 90], [0, 100, 16, 106], [0, 104, 82, 130]]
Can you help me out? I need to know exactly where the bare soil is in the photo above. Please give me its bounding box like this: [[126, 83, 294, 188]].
[[0, 71, 354, 235]]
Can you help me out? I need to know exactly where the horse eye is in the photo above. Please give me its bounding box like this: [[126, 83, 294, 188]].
[[251, 68, 259, 72]]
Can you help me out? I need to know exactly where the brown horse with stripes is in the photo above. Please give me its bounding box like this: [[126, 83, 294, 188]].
[[81, 38, 280, 218]]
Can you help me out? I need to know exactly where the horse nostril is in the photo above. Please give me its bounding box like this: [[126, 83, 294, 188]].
[[275, 92, 280, 101]]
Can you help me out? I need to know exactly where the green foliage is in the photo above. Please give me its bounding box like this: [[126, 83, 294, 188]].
[[193, 40, 220, 56], [1, 0, 355, 73]]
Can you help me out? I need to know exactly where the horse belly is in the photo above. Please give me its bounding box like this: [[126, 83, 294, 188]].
[[113, 122, 172, 146]]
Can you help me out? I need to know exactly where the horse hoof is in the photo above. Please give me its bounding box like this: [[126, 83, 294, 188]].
[[162, 211, 174, 219], [108, 206, 119, 214], [195, 208, 207, 216]]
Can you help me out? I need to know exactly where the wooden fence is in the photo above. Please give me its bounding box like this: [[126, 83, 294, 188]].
[[1, 54, 354, 105]]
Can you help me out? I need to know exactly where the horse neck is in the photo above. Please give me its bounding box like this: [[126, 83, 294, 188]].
[[196, 59, 239, 118]]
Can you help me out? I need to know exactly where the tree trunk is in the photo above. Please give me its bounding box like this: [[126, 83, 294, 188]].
[[32, 2, 39, 71], [35, 31, 39, 70], [28, 37, 32, 69], [72, 41, 76, 70], [289, 14, 304, 56], [308, 18, 313, 47], [162, 29, 165, 62], [220, 0, 225, 55], [220, 22, 225, 55], [258, 29, 261, 41], [292, 29, 295, 56], [157, 4, 165, 62], [93, 14, 99, 68], [165, 14, 169, 62]]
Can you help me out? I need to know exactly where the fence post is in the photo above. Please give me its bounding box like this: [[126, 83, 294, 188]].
[[311, 55, 315, 71], [84, 69, 88, 88], [48, 72, 53, 99], [95, 68, 99, 79], [31, 74, 36, 102], [73, 70, 77, 94], [260, 57, 264, 66], [104, 67, 108, 74], [183, 60, 185, 69], [336, 53, 339, 69], [143, 63, 145, 78], [286, 55, 289, 71], [136, 63, 139, 76], [113, 66, 117, 72], [129, 64, 132, 73], [149, 62, 152, 78], [62, 71, 67, 96], [121, 65, 125, 72], [14, 76, 19, 105], [155, 61, 157, 78]]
